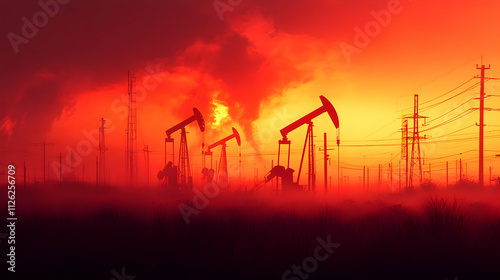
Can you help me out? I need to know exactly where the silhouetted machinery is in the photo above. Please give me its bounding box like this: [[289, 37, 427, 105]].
[[252, 95, 339, 192], [203, 127, 241, 186], [158, 108, 205, 190]]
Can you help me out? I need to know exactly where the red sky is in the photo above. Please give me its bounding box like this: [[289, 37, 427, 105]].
[[1, 0, 500, 189]]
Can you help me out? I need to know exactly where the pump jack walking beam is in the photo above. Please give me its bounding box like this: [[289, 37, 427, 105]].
[[265, 95, 340, 191], [163, 108, 205, 189], [204, 127, 241, 185]]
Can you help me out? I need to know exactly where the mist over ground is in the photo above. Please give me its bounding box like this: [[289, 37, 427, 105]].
[[3, 181, 499, 279]]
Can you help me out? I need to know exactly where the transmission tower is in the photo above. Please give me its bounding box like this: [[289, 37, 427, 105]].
[[404, 94, 427, 187], [400, 119, 409, 188], [99, 118, 106, 185], [126, 72, 138, 185]]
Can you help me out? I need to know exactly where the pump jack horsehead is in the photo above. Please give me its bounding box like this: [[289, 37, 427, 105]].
[[158, 108, 205, 190], [252, 95, 340, 192]]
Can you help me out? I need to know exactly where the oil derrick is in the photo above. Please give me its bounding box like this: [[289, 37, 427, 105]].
[[99, 118, 106, 185], [404, 94, 427, 188], [163, 108, 205, 190], [203, 127, 241, 186], [252, 95, 339, 192], [126, 72, 138, 185]]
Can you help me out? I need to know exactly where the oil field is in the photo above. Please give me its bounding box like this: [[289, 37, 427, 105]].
[[1, 0, 500, 279]]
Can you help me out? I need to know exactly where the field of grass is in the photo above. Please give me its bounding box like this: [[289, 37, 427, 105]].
[[2, 182, 500, 280]]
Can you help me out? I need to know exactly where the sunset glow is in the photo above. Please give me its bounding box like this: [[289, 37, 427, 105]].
[[1, 1, 500, 278], [210, 94, 231, 130], [2, 0, 499, 189]]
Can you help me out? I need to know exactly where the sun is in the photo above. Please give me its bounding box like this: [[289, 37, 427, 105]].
[[211, 94, 231, 130]]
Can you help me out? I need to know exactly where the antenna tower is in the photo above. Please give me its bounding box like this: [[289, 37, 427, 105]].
[[127, 72, 138, 185]]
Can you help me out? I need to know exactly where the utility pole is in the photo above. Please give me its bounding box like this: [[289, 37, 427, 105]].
[[446, 161, 449, 188], [459, 158, 462, 184], [324, 133, 328, 193], [35, 141, 53, 183], [367, 167, 369, 190], [398, 160, 401, 192], [144, 145, 150, 188], [338, 142, 340, 193], [320, 142, 336, 193], [477, 64, 490, 188], [99, 118, 106, 185], [254, 165, 258, 188], [378, 164, 381, 189], [389, 162, 392, 192], [96, 155, 99, 189], [363, 165, 366, 191], [489, 166, 492, 187]]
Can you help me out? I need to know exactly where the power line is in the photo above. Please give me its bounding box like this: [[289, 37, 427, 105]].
[[425, 134, 500, 144], [426, 98, 474, 124], [430, 128, 500, 140], [421, 109, 476, 133], [419, 82, 479, 112], [420, 76, 476, 105], [426, 124, 475, 138], [425, 150, 476, 161], [361, 118, 399, 140]]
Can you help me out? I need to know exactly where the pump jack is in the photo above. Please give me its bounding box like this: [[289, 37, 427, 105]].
[[158, 108, 205, 190], [252, 96, 339, 192], [203, 127, 241, 185]]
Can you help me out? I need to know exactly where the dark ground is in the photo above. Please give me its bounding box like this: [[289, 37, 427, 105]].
[[1, 182, 500, 280]]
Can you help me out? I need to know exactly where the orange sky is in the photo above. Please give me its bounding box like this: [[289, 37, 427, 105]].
[[1, 0, 500, 189]]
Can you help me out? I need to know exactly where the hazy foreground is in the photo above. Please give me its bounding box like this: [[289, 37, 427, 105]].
[[2, 182, 500, 280]]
